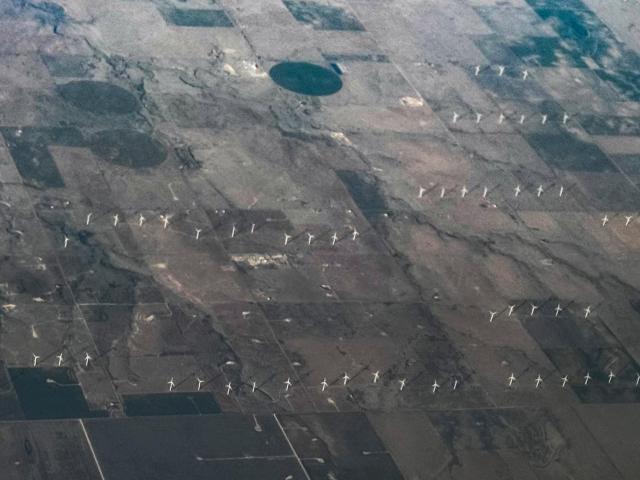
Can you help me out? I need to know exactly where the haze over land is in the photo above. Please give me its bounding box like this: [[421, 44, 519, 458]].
[[1, 0, 640, 478]]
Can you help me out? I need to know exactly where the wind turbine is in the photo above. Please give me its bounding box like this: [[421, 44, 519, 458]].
[[554, 304, 562, 317], [535, 374, 543, 389], [431, 380, 440, 394]]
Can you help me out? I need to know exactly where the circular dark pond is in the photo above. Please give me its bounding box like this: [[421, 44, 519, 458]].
[[89, 130, 167, 169], [57, 81, 139, 114], [269, 62, 342, 96]]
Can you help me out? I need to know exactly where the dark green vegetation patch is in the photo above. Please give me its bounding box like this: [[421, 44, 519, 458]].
[[0, 127, 84, 188], [337, 170, 389, 221], [89, 130, 167, 169], [473, 35, 522, 66], [509, 36, 586, 67], [283, 0, 364, 31], [612, 155, 640, 176], [269, 62, 343, 96], [57, 80, 140, 114], [519, 302, 640, 403], [280, 413, 404, 480], [84, 415, 306, 479], [164, 9, 233, 27], [578, 115, 640, 136], [9, 367, 106, 419], [525, 132, 614, 172], [41, 54, 93, 77], [594, 69, 640, 103]]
